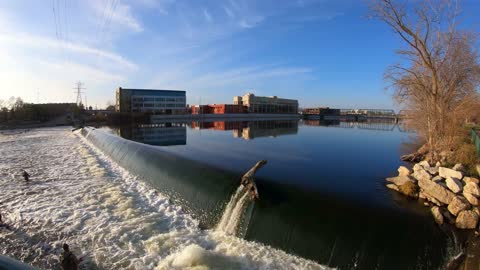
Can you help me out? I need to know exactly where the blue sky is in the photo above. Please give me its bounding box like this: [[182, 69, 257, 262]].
[[0, 0, 478, 109]]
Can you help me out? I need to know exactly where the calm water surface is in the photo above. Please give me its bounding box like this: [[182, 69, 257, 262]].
[[115, 119, 413, 208]]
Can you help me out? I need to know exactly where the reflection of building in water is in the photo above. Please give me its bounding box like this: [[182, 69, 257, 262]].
[[190, 121, 247, 130], [119, 123, 187, 146], [190, 120, 299, 140], [233, 120, 299, 140], [303, 119, 402, 132]]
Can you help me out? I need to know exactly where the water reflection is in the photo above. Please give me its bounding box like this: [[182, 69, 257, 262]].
[[119, 123, 187, 146], [303, 119, 414, 132], [189, 120, 298, 140], [116, 119, 413, 147]]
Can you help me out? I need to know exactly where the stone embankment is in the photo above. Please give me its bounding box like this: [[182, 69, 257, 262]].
[[386, 161, 480, 229]]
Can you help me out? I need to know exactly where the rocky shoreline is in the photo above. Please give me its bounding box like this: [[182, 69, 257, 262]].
[[386, 162, 480, 230]]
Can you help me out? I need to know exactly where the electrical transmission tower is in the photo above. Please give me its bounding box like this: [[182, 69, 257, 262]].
[[73, 81, 86, 106]]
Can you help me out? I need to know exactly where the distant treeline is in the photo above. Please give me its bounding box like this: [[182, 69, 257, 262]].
[[0, 97, 80, 123]]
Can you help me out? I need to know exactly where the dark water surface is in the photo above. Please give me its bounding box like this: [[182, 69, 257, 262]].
[[98, 119, 451, 270]]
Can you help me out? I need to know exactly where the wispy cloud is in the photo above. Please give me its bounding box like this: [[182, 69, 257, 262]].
[[224, 6, 235, 18], [0, 32, 137, 70], [203, 8, 213, 23], [239, 16, 264, 29]]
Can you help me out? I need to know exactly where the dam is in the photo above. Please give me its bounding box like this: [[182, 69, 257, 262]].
[[77, 120, 451, 269]]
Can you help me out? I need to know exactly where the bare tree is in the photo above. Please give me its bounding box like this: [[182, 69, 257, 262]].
[[370, 0, 480, 162]]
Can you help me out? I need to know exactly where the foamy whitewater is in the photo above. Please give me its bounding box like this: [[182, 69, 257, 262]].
[[0, 127, 329, 270]]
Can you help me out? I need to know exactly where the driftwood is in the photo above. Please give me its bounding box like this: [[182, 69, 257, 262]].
[[401, 152, 425, 162], [401, 144, 429, 162], [241, 160, 267, 200]]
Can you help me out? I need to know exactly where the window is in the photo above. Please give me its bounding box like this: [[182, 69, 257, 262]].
[[155, 98, 165, 102], [144, 103, 154, 107], [166, 98, 176, 102], [144, 98, 154, 102]]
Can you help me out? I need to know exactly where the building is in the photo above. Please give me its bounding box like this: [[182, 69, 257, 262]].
[[191, 104, 246, 114], [233, 93, 298, 114], [115, 87, 186, 114]]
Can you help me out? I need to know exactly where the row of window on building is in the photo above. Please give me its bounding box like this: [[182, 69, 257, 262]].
[[116, 88, 299, 115], [132, 97, 185, 103]]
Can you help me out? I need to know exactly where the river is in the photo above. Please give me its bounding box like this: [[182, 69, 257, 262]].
[[0, 119, 454, 269]]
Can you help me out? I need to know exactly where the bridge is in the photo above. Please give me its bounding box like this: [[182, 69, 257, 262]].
[[302, 108, 409, 122]]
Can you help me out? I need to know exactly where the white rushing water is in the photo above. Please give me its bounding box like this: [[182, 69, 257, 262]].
[[0, 127, 329, 270]]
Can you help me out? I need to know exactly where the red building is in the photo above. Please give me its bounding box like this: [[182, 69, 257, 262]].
[[191, 104, 247, 114]]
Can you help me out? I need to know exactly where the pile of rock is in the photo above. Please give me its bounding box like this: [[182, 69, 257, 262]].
[[386, 161, 480, 229]]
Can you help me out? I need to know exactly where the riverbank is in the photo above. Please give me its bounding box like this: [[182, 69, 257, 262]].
[[386, 160, 480, 268]]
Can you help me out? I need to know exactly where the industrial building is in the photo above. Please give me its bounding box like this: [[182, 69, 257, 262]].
[[191, 104, 247, 114], [115, 87, 186, 114], [233, 93, 298, 114]]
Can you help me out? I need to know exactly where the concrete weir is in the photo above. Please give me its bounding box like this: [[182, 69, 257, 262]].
[[81, 127, 239, 228]]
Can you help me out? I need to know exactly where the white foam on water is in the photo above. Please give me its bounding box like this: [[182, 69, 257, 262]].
[[0, 127, 330, 270]]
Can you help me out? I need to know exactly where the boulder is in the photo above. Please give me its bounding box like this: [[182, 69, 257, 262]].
[[464, 182, 480, 197], [435, 162, 441, 168], [455, 210, 479, 229], [419, 191, 427, 199], [413, 169, 431, 182], [428, 196, 442, 206], [432, 175, 444, 183], [413, 163, 422, 172], [445, 177, 463, 194], [426, 166, 439, 175], [476, 164, 480, 177], [419, 160, 430, 168], [463, 177, 480, 185], [452, 163, 465, 172], [464, 192, 479, 206], [397, 166, 411, 177], [386, 184, 399, 192], [439, 167, 463, 180], [398, 181, 418, 198], [448, 196, 470, 216], [386, 176, 415, 186], [418, 177, 455, 204], [431, 206, 444, 225]]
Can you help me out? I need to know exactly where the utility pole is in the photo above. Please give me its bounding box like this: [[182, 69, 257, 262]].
[[73, 81, 85, 106]]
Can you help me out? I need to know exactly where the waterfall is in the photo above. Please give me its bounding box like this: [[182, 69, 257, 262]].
[[216, 185, 252, 235]]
